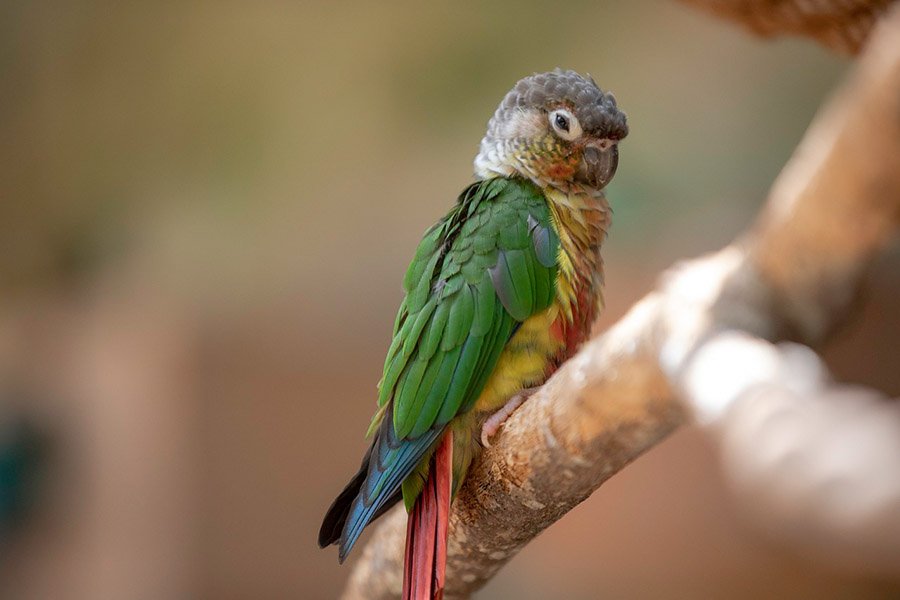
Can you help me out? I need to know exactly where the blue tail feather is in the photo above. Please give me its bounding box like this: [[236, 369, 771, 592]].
[[319, 404, 443, 563]]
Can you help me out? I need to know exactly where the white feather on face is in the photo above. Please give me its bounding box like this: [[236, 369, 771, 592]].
[[474, 108, 545, 181], [496, 108, 545, 140]]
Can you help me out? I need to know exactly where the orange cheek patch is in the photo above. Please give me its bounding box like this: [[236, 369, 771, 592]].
[[545, 161, 576, 179]]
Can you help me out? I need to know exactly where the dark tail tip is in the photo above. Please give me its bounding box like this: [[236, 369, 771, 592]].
[[318, 466, 367, 549], [319, 441, 403, 559], [319, 414, 415, 562]]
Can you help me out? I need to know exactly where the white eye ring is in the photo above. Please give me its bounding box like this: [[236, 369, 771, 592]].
[[549, 109, 582, 141]]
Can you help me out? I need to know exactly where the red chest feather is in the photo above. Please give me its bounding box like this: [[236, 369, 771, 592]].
[[549, 280, 599, 365]]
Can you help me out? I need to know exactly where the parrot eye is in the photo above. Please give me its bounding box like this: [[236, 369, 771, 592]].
[[549, 109, 582, 141]]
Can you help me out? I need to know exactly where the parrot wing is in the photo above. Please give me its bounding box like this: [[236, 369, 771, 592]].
[[383, 177, 559, 437], [324, 177, 560, 560]]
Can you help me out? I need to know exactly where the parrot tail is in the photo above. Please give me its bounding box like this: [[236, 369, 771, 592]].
[[319, 404, 441, 562], [403, 429, 453, 600]]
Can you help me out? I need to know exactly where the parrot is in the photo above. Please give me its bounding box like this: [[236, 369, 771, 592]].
[[318, 69, 627, 599]]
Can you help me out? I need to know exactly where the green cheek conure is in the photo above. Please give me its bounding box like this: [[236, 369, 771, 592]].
[[319, 69, 628, 600]]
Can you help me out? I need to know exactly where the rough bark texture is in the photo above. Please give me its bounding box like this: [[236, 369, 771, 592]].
[[680, 0, 896, 54], [341, 4, 900, 598], [344, 348, 682, 600]]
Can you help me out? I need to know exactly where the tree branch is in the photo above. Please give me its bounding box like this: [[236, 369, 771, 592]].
[[341, 5, 900, 598], [679, 0, 895, 54], [680, 332, 900, 575]]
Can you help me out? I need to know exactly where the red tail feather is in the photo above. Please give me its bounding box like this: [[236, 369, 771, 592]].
[[403, 430, 453, 600]]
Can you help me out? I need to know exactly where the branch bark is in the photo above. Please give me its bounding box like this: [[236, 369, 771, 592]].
[[341, 5, 900, 598], [679, 0, 896, 54]]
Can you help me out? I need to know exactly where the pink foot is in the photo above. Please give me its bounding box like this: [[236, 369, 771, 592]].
[[480, 387, 539, 447]]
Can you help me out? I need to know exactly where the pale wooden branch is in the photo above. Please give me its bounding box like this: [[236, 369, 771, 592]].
[[341, 5, 900, 598], [679, 0, 895, 54], [681, 332, 900, 576]]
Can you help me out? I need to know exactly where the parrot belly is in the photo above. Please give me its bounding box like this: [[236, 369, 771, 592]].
[[473, 304, 564, 414]]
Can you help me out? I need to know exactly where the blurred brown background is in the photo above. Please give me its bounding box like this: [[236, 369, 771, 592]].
[[1, 1, 898, 599]]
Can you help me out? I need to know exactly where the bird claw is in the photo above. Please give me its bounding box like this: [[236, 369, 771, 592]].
[[480, 387, 539, 447]]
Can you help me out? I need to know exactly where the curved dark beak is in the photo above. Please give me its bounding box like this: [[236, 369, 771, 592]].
[[579, 143, 619, 189]]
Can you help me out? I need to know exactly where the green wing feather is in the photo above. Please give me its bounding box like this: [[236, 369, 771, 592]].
[[326, 177, 564, 560], [359, 176, 559, 517], [377, 178, 558, 439]]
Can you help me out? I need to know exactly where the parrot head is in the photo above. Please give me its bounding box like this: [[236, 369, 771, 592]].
[[474, 69, 628, 192]]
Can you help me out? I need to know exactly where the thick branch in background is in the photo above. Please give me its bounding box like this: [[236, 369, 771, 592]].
[[682, 332, 900, 575], [342, 5, 900, 598], [679, 0, 895, 54]]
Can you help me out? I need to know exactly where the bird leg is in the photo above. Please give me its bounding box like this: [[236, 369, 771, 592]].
[[480, 387, 540, 447]]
